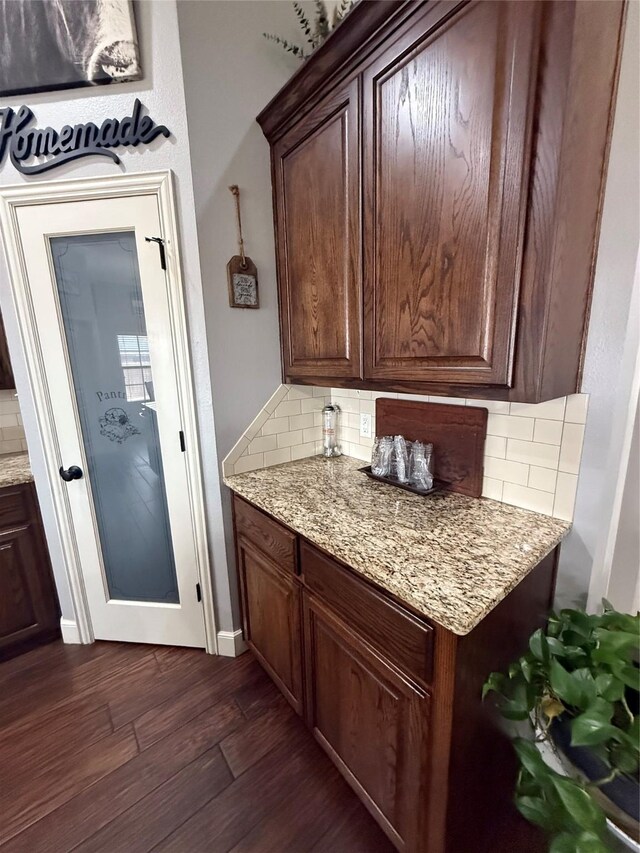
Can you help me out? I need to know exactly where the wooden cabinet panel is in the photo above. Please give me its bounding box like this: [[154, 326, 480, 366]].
[[303, 592, 429, 850], [234, 496, 297, 574], [363, 1, 539, 386], [237, 536, 303, 714], [301, 540, 433, 685], [0, 485, 59, 660], [273, 80, 362, 380], [0, 312, 15, 390]]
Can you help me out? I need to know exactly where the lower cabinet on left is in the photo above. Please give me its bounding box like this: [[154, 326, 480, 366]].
[[236, 534, 304, 714], [0, 482, 60, 660]]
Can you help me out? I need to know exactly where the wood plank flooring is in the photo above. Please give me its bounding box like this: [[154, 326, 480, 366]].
[[0, 641, 395, 853]]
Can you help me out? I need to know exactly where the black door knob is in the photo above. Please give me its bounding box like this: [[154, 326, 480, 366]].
[[59, 465, 83, 482]]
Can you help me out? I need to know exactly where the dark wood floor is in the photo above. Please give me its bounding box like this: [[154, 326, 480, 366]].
[[0, 640, 395, 853]]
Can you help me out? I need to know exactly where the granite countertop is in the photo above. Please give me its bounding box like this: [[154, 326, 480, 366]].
[[224, 455, 570, 636], [0, 452, 33, 488]]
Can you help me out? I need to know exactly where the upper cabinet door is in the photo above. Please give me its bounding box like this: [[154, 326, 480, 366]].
[[363, 1, 540, 386], [273, 81, 362, 381]]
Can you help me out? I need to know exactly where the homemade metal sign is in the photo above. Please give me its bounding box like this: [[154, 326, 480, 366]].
[[0, 98, 170, 175], [227, 184, 259, 309]]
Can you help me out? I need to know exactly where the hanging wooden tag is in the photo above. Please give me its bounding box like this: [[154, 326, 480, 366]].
[[227, 185, 259, 308], [227, 255, 259, 309]]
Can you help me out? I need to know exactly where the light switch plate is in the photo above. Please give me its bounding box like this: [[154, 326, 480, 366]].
[[360, 413, 372, 439]]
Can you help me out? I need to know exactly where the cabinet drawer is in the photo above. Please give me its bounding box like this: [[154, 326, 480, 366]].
[[0, 485, 31, 529], [234, 496, 297, 574], [301, 541, 433, 685]]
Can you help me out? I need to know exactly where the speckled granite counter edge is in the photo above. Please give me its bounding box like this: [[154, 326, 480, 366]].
[[0, 452, 33, 488], [225, 457, 570, 636]]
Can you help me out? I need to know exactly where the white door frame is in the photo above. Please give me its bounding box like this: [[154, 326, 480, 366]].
[[0, 171, 218, 654]]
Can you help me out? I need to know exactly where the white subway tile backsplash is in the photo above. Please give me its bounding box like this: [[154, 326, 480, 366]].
[[558, 422, 585, 474], [533, 419, 564, 445], [484, 456, 529, 486], [264, 447, 291, 466], [234, 453, 264, 474], [261, 416, 290, 436], [528, 466, 558, 493], [277, 430, 304, 448], [303, 426, 322, 444], [482, 477, 503, 501], [502, 483, 555, 516], [224, 384, 588, 523], [248, 434, 278, 455], [274, 399, 302, 418], [469, 399, 510, 414], [0, 393, 26, 456], [286, 385, 315, 400], [484, 435, 507, 459], [488, 413, 535, 440], [506, 438, 560, 470], [564, 394, 589, 424], [428, 395, 464, 406], [289, 413, 315, 431], [510, 398, 566, 420], [334, 396, 359, 415], [553, 472, 579, 521], [300, 396, 325, 414], [291, 442, 319, 461]]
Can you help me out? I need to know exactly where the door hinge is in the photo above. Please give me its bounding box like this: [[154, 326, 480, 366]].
[[145, 236, 167, 270], [179, 430, 186, 452], [196, 582, 202, 603]]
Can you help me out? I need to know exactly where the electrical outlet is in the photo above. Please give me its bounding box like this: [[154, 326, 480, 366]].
[[360, 412, 372, 439]]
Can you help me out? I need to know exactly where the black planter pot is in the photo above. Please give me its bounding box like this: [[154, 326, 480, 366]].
[[551, 716, 640, 824]]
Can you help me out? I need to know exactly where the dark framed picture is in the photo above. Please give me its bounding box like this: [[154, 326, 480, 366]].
[[0, 0, 142, 98]]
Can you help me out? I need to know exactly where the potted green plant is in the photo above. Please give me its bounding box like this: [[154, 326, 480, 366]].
[[483, 602, 639, 852]]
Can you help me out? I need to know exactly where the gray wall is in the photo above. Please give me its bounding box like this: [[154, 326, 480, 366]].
[[0, 0, 231, 634], [177, 0, 302, 628], [556, 1, 640, 609]]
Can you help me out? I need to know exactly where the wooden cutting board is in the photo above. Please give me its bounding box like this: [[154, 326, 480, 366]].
[[375, 398, 488, 498]]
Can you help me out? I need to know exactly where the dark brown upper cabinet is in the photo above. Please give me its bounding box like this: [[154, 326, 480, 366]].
[[273, 80, 362, 380], [258, 0, 625, 403], [363, 1, 538, 387], [0, 312, 15, 390]]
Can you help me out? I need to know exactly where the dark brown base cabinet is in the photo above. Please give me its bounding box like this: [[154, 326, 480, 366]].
[[233, 493, 558, 852], [0, 483, 60, 660], [258, 0, 626, 403]]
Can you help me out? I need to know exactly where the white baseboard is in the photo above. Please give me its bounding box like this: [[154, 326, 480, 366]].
[[60, 617, 82, 644], [216, 629, 247, 657]]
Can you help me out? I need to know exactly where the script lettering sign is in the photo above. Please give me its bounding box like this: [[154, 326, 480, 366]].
[[0, 99, 170, 175]]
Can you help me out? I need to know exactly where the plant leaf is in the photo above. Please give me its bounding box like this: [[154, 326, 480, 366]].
[[594, 672, 625, 702], [571, 699, 619, 747], [529, 628, 550, 663], [549, 658, 583, 708], [516, 795, 556, 831], [549, 775, 607, 833], [482, 671, 506, 700], [513, 738, 548, 778]]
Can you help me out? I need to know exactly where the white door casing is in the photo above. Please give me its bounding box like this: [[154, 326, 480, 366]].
[[0, 172, 217, 652]]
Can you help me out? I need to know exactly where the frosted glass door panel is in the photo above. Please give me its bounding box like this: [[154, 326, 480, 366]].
[[51, 232, 179, 603]]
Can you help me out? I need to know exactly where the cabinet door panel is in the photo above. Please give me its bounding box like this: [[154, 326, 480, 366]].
[[304, 592, 429, 849], [274, 81, 361, 380], [0, 523, 58, 655], [363, 1, 540, 386], [238, 536, 303, 714]]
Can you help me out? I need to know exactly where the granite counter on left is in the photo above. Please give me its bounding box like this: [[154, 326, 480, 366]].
[[0, 452, 33, 488]]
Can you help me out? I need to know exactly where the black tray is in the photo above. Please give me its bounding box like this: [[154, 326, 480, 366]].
[[359, 466, 447, 497]]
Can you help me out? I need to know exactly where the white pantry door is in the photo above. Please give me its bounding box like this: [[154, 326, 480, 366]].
[[15, 194, 206, 647]]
